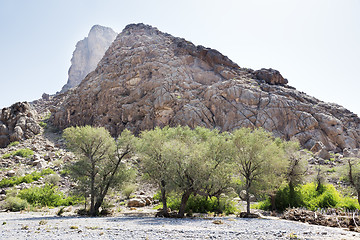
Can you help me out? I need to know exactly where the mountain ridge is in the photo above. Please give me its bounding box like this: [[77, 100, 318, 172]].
[[49, 23, 359, 152]]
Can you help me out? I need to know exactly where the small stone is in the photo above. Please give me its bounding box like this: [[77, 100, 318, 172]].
[[6, 170, 16, 177]]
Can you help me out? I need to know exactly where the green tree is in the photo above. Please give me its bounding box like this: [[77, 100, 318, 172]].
[[232, 128, 286, 215], [136, 126, 174, 217], [345, 156, 360, 205], [282, 140, 307, 208], [167, 126, 233, 217], [137, 126, 233, 218], [63, 126, 135, 216]]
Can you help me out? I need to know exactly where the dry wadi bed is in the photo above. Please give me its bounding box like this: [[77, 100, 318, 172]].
[[0, 211, 360, 240]]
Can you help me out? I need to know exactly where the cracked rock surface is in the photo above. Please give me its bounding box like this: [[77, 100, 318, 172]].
[[52, 23, 360, 152], [0, 102, 40, 148]]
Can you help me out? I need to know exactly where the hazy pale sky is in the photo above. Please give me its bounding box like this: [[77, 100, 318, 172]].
[[0, 0, 359, 116]]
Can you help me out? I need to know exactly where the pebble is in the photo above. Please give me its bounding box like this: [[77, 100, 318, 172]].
[[0, 213, 360, 239]]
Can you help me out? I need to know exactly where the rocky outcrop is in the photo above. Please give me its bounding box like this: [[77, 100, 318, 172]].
[[60, 25, 117, 92], [0, 102, 41, 148], [52, 23, 360, 152], [254, 68, 288, 85]]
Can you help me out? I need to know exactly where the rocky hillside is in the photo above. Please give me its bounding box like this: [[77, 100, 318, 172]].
[[52, 23, 360, 152], [0, 102, 41, 148], [60, 25, 117, 93]]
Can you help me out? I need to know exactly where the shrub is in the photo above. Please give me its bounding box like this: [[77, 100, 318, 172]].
[[155, 192, 237, 215], [0, 168, 55, 188], [13, 148, 34, 158], [256, 182, 354, 211], [39, 122, 47, 128], [2, 197, 28, 211], [300, 183, 340, 210], [122, 184, 137, 199], [337, 197, 360, 210], [2, 148, 34, 159], [8, 141, 20, 147], [43, 174, 61, 186], [1, 153, 12, 159], [18, 184, 83, 207]]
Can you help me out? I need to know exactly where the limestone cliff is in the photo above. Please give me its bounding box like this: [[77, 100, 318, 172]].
[[60, 25, 117, 92], [52, 23, 360, 152]]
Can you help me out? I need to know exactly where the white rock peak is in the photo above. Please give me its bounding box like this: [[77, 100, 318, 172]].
[[60, 25, 117, 93]]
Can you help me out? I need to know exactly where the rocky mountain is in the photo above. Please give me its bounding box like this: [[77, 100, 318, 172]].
[[60, 25, 117, 92], [52, 23, 360, 152], [0, 102, 41, 148]]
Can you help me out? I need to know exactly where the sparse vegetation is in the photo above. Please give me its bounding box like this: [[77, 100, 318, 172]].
[[43, 173, 61, 186], [344, 156, 360, 205], [122, 183, 137, 199], [0, 168, 55, 188], [2, 148, 34, 159], [39, 121, 47, 128], [7, 141, 20, 147]]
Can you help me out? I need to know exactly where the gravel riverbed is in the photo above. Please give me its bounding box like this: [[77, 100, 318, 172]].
[[0, 212, 360, 240]]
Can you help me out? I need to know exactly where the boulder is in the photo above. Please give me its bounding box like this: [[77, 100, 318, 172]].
[[0, 194, 6, 201], [0, 102, 40, 148], [127, 198, 146, 207], [254, 68, 288, 85], [316, 148, 331, 160], [6, 170, 16, 177], [311, 142, 325, 153], [141, 196, 153, 206], [239, 190, 256, 202], [34, 160, 47, 169]]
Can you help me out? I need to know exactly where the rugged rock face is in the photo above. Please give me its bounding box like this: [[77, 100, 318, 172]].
[[0, 102, 41, 147], [52, 23, 360, 152], [60, 25, 117, 92]]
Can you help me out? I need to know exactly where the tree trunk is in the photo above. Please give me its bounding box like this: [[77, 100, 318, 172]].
[[246, 191, 251, 215], [357, 190, 360, 206], [289, 182, 295, 207], [245, 180, 251, 215], [93, 199, 102, 216], [178, 190, 192, 218], [160, 181, 169, 217], [270, 194, 276, 211], [90, 175, 96, 216]]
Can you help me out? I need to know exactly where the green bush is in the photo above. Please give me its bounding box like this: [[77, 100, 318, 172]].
[[155, 192, 237, 215], [0, 168, 55, 188], [8, 141, 20, 147], [13, 148, 34, 158], [39, 122, 47, 128], [337, 197, 360, 210], [256, 182, 356, 211], [18, 184, 83, 207], [43, 174, 61, 186], [122, 184, 137, 199], [300, 183, 340, 210], [1, 153, 12, 159], [2, 148, 34, 159], [2, 197, 28, 211]]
